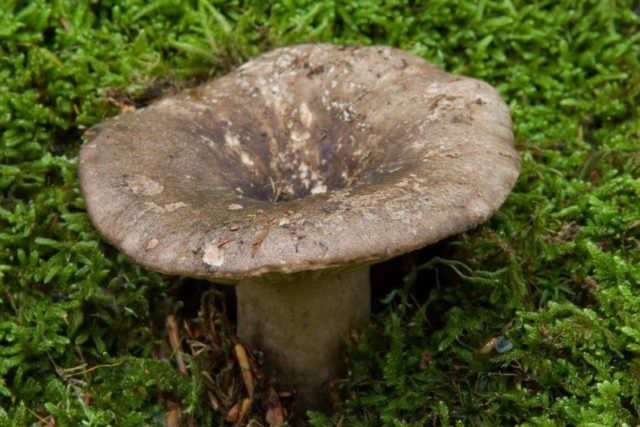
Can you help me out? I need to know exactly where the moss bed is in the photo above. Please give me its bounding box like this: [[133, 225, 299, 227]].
[[1, 0, 639, 425]]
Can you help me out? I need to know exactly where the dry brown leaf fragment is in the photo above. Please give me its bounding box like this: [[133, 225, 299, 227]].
[[146, 238, 159, 250], [82, 128, 98, 139], [189, 89, 204, 100], [226, 402, 240, 423], [584, 276, 599, 293], [235, 398, 253, 427], [166, 314, 187, 375], [234, 343, 255, 396], [208, 391, 221, 411], [478, 337, 500, 355], [265, 401, 285, 426], [165, 403, 181, 427], [24, 407, 52, 426], [217, 237, 235, 248], [419, 352, 434, 369], [206, 306, 221, 343], [250, 225, 270, 257], [105, 88, 136, 113], [60, 18, 72, 32], [221, 370, 235, 399]]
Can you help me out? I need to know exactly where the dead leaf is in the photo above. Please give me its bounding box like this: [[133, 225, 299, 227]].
[[584, 276, 599, 293], [478, 337, 500, 355], [234, 343, 255, 396], [265, 401, 285, 425], [165, 402, 181, 427], [189, 89, 203, 100], [226, 402, 240, 423], [217, 237, 235, 248], [236, 398, 253, 427], [105, 88, 136, 113], [166, 315, 187, 375], [208, 391, 221, 411], [419, 352, 434, 369], [146, 238, 159, 250], [251, 225, 270, 257]]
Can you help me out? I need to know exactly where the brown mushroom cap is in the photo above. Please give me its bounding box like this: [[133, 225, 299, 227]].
[[79, 44, 520, 282]]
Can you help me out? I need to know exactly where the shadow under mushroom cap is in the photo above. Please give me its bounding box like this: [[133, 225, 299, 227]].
[[78, 44, 520, 282]]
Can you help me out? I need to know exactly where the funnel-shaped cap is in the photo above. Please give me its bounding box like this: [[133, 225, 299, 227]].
[[79, 44, 520, 281]]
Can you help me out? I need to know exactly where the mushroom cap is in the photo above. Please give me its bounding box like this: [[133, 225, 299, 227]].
[[79, 44, 520, 282]]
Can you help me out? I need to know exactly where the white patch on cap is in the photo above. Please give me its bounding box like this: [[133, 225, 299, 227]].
[[224, 133, 241, 148], [311, 183, 327, 195], [240, 152, 254, 166], [203, 242, 224, 268], [141, 201, 187, 215], [299, 102, 314, 128], [200, 134, 216, 149], [290, 130, 311, 142], [126, 175, 163, 196], [298, 162, 309, 177], [164, 202, 187, 212], [278, 217, 291, 227]]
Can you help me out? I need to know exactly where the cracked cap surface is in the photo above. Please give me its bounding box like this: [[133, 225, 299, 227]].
[[78, 44, 520, 282]]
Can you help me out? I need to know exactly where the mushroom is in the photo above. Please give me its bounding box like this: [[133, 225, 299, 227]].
[[78, 44, 520, 411]]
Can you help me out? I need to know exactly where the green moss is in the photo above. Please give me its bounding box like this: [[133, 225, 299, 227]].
[[1, 0, 639, 425]]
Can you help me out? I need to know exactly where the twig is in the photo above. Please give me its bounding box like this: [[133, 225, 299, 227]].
[[61, 362, 123, 377], [24, 406, 50, 425], [166, 314, 187, 376]]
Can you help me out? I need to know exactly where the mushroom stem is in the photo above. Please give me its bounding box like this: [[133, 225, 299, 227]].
[[236, 268, 370, 412]]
